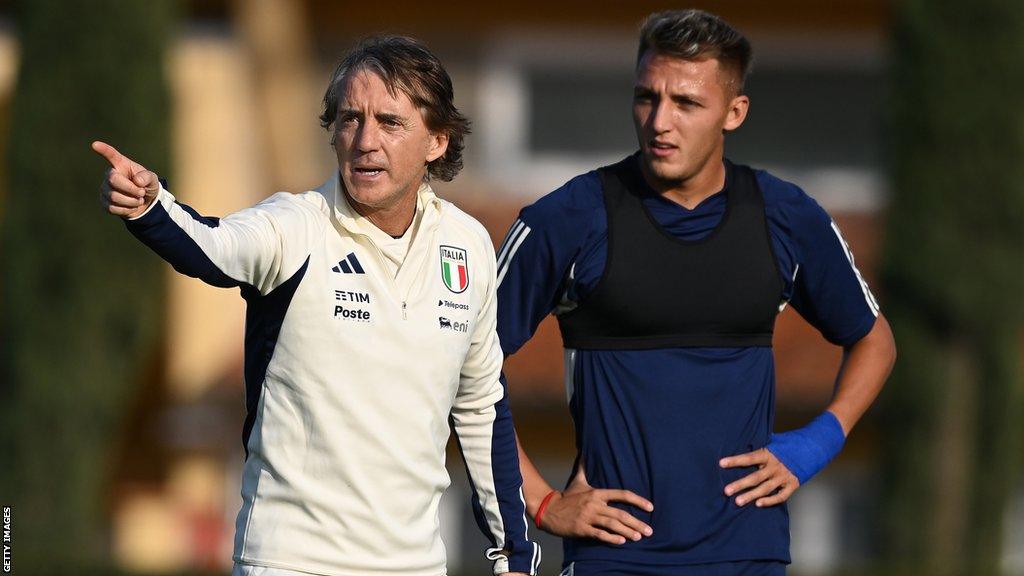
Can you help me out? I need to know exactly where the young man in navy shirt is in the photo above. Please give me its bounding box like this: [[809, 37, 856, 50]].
[[498, 10, 897, 576]]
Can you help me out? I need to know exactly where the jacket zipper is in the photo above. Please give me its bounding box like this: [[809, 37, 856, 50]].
[[337, 197, 441, 322], [362, 239, 408, 321]]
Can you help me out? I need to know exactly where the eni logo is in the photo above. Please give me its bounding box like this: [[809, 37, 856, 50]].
[[438, 316, 468, 333]]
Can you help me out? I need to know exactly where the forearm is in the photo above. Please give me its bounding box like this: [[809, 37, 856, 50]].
[[123, 185, 292, 292], [124, 187, 242, 287], [826, 313, 897, 435], [451, 390, 538, 574], [765, 314, 895, 486], [515, 430, 557, 518]]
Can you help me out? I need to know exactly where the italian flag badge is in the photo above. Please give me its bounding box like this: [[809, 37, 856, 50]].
[[440, 245, 469, 293]]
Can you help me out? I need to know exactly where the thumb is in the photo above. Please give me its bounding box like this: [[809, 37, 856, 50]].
[[133, 170, 160, 194]]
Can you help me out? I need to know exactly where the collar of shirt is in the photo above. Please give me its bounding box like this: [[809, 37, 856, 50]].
[[326, 171, 442, 240]]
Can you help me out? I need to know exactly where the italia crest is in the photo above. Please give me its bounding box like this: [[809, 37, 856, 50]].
[[439, 245, 468, 293]]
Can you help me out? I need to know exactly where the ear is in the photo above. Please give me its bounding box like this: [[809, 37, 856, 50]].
[[426, 130, 449, 163], [723, 94, 749, 132]]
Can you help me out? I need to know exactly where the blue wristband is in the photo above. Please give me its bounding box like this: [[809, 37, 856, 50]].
[[766, 411, 846, 485]]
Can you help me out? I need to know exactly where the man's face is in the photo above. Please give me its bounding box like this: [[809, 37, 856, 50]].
[[632, 52, 748, 186], [333, 68, 447, 210]]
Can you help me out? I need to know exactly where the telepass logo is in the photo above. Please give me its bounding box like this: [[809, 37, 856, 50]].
[[439, 245, 468, 293]]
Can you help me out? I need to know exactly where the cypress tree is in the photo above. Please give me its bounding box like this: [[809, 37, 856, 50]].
[[880, 0, 1024, 574], [0, 1, 174, 570]]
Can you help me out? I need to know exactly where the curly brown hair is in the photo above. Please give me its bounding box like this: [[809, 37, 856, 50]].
[[320, 35, 471, 182]]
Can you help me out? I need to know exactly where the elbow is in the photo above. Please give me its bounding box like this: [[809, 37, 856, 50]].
[[875, 313, 897, 375], [846, 313, 897, 377]]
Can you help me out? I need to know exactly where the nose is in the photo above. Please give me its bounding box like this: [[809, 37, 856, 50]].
[[355, 120, 381, 153], [650, 98, 672, 135]]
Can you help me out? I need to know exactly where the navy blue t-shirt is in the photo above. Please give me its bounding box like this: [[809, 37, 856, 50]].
[[496, 158, 878, 570]]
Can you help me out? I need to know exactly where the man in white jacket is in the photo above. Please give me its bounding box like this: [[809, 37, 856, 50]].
[[94, 35, 538, 576]]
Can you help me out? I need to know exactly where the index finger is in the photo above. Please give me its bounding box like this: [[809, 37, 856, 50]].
[[600, 489, 654, 512], [720, 448, 769, 468], [91, 140, 124, 168]]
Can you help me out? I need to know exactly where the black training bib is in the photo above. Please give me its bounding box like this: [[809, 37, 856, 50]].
[[558, 154, 785, 349]]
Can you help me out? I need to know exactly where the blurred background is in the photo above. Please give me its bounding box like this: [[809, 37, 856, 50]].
[[0, 0, 1021, 575]]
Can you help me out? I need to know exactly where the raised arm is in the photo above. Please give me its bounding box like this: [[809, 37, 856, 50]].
[[94, 140, 315, 294]]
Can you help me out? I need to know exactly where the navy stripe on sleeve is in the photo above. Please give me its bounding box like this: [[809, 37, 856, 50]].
[[124, 200, 239, 288], [490, 376, 539, 573]]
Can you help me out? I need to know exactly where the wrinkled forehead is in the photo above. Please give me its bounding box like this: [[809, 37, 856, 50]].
[[338, 67, 412, 105]]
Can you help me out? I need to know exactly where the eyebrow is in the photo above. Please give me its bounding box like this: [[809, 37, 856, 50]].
[[670, 93, 704, 106], [633, 85, 704, 106], [338, 108, 409, 126], [375, 112, 406, 124]]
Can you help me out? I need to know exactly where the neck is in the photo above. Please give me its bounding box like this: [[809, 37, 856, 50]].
[[345, 185, 419, 237], [641, 152, 726, 210]]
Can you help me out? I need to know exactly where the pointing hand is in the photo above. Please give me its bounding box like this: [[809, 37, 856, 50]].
[[92, 140, 160, 219]]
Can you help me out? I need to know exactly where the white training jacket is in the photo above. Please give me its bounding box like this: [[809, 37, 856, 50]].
[[125, 173, 540, 576]]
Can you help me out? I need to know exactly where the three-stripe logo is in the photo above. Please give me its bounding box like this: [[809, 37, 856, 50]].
[[829, 221, 880, 316], [332, 252, 365, 274], [497, 219, 531, 286]]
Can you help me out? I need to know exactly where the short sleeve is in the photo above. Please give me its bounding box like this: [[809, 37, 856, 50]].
[[760, 171, 879, 346], [495, 171, 604, 356]]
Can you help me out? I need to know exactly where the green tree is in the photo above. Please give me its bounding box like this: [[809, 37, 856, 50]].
[[880, 0, 1024, 574], [0, 0, 175, 570]]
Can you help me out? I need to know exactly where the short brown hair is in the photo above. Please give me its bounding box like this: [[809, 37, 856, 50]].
[[320, 35, 471, 182], [637, 10, 753, 93]]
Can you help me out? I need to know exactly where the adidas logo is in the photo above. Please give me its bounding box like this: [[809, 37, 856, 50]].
[[332, 252, 365, 274]]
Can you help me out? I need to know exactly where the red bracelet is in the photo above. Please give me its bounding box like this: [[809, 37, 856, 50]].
[[534, 490, 560, 529]]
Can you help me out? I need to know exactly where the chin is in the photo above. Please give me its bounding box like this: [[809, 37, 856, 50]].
[[643, 157, 687, 182], [343, 181, 387, 208], [353, 192, 394, 209]]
